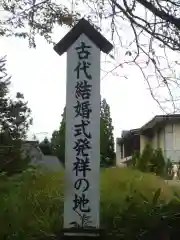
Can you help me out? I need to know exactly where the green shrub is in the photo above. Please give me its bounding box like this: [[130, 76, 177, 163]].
[[151, 148, 166, 176], [100, 168, 180, 238], [136, 144, 154, 172], [0, 168, 64, 239], [133, 144, 168, 177], [130, 150, 140, 167], [165, 158, 173, 180], [1, 167, 180, 239], [0, 140, 30, 175]]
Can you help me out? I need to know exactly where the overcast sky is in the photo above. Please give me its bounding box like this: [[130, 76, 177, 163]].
[[0, 24, 163, 142]]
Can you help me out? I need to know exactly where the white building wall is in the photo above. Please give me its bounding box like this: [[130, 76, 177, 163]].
[[115, 139, 127, 167], [158, 128, 164, 150], [140, 135, 149, 153], [164, 123, 180, 162], [152, 130, 158, 149], [116, 121, 180, 165], [116, 138, 121, 166], [173, 123, 180, 150]]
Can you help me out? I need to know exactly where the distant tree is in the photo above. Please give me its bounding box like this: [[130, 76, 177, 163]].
[[6, 92, 32, 140], [0, 56, 32, 174], [39, 137, 53, 155], [51, 107, 65, 165], [51, 99, 115, 167], [0, 56, 11, 136], [0, 57, 33, 140], [100, 98, 115, 166]]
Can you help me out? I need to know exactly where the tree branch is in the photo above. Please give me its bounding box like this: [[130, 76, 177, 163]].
[[136, 0, 180, 28]]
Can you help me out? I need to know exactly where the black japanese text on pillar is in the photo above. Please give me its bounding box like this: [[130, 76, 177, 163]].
[[54, 18, 113, 233]]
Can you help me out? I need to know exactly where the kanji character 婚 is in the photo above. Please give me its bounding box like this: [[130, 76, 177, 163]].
[[74, 100, 92, 119]]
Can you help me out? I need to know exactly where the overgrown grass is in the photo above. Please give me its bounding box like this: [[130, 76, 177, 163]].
[[1, 167, 180, 239]]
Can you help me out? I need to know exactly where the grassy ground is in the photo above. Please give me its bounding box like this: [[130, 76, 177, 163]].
[[0, 167, 180, 239]]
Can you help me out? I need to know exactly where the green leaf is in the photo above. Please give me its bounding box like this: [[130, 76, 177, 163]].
[[152, 188, 161, 206]]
